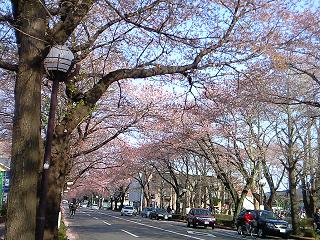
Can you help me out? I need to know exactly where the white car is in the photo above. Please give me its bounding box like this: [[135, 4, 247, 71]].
[[121, 206, 137, 216], [91, 204, 99, 210], [81, 203, 88, 208]]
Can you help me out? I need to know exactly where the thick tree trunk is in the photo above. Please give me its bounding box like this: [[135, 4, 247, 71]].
[[6, 2, 46, 239], [44, 134, 70, 240], [7, 64, 42, 240]]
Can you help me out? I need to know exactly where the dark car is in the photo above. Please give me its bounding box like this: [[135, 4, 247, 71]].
[[235, 209, 292, 238], [141, 207, 154, 218], [149, 208, 172, 220], [186, 208, 216, 229]]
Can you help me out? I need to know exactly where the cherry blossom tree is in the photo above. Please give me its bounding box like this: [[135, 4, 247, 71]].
[[0, 1, 316, 239]]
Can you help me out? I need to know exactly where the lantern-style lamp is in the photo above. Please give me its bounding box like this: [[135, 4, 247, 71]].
[[44, 45, 74, 81]]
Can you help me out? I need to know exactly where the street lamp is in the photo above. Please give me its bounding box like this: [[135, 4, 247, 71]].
[[36, 45, 74, 240], [259, 179, 265, 210]]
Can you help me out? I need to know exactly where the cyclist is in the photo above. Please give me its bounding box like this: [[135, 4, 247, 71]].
[[243, 211, 255, 235]]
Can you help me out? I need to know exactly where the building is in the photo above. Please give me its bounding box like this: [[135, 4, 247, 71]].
[[0, 158, 10, 209]]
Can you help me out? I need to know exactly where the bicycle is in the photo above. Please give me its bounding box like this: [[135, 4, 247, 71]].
[[239, 221, 257, 238]]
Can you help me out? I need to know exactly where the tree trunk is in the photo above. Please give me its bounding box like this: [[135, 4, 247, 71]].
[[110, 199, 114, 210], [175, 197, 181, 214], [266, 189, 276, 210], [288, 167, 300, 235], [301, 177, 312, 218], [6, 2, 46, 239], [44, 134, 70, 240]]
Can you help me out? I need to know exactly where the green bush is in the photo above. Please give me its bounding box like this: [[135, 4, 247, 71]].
[[58, 221, 68, 240], [215, 214, 234, 228], [302, 229, 315, 238], [0, 204, 6, 217], [299, 218, 314, 230], [215, 214, 233, 221]]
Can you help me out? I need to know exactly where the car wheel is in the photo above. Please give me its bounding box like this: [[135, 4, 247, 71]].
[[212, 224, 215, 230], [192, 221, 196, 228], [257, 228, 265, 238], [237, 225, 242, 235]]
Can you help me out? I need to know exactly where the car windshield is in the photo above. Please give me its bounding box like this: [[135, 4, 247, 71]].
[[193, 209, 211, 215], [156, 208, 167, 213], [124, 206, 133, 210], [261, 211, 280, 220]]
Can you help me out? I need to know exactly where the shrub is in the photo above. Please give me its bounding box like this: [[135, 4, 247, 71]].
[[299, 218, 314, 230], [302, 229, 316, 238], [215, 214, 234, 228], [0, 204, 6, 217], [58, 221, 68, 240]]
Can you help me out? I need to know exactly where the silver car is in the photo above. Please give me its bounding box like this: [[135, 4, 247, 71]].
[[121, 206, 137, 216]]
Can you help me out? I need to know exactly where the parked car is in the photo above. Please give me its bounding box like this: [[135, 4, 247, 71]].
[[235, 209, 292, 238], [121, 206, 137, 216], [186, 208, 216, 229], [141, 207, 154, 218], [81, 203, 88, 208], [149, 208, 172, 220], [91, 203, 99, 210]]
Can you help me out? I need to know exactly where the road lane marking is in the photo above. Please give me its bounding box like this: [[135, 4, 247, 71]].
[[103, 221, 111, 226], [86, 214, 91, 216], [121, 229, 139, 238], [93, 217, 99, 220], [99, 213, 206, 240], [187, 230, 216, 237]]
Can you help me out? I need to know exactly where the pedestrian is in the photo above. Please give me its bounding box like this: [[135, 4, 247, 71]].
[[70, 202, 77, 216], [69, 202, 72, 214], [167, 205, 172, 214]]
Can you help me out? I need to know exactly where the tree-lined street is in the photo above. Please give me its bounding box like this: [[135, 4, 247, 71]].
[[63, 207, 293, 240], [0, 0, 320, 239]]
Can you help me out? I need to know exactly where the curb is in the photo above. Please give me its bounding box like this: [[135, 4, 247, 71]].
[[290, 236, 315, 240]]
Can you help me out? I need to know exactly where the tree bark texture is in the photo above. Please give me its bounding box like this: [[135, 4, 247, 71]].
[[6, 1, 46, 239], [288, 167, 299, 235], [44, 134, 70, 240]]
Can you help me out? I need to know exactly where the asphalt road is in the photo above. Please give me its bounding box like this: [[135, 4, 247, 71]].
[[64, 207, 293, 240]]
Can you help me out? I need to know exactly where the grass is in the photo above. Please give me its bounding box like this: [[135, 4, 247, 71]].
[[58, 221, 68, 240]]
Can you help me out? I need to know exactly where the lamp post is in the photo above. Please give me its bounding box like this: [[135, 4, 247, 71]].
[[181, 188, 187, 215], [36, 45, 74, 240], [259, 179, 265, 210]]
